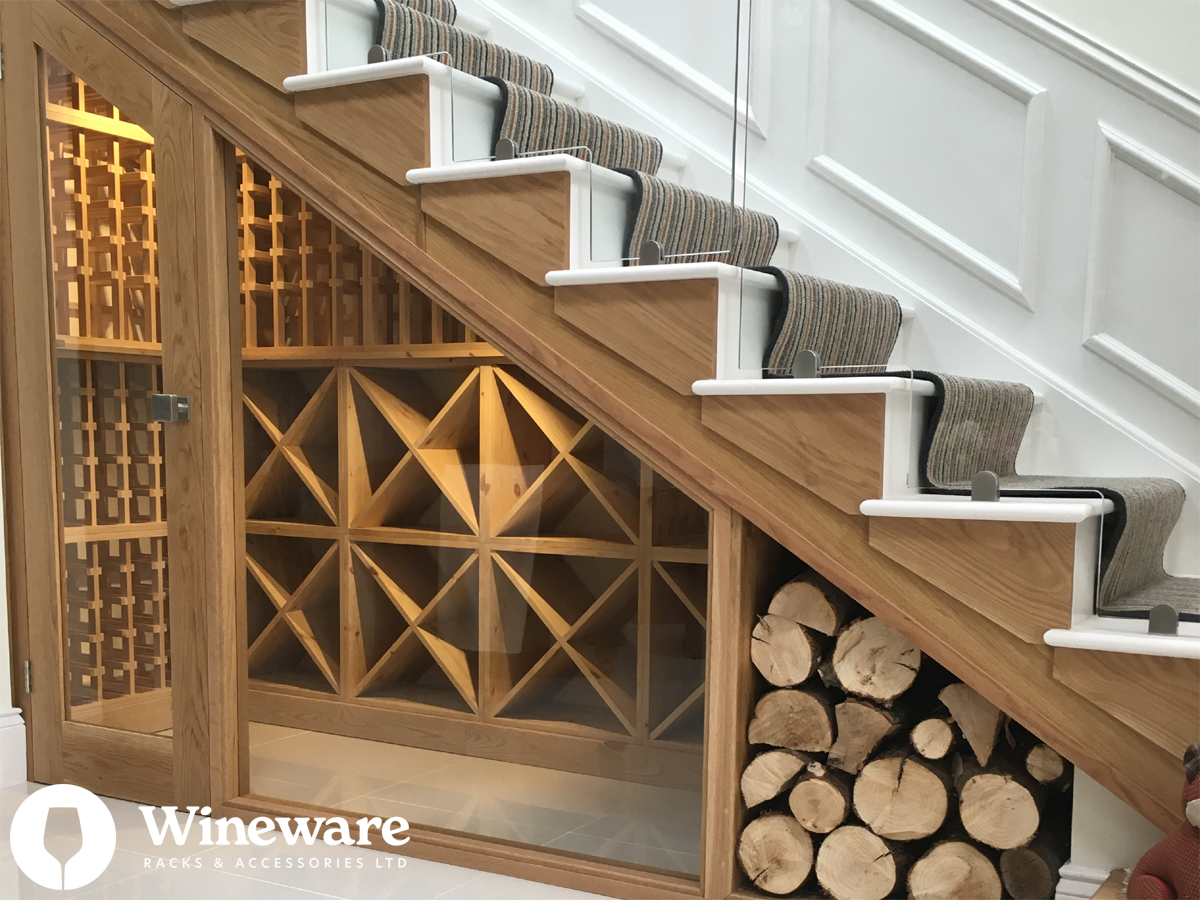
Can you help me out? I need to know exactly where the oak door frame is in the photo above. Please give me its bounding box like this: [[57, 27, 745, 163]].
[[0, 0, 236, 807]]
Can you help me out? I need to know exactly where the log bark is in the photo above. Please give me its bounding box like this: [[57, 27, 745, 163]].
[[815, 825, 907, 900], [940, 682, 1004, 765], [852, 754, 949, 840], [829, 617, 920, 703], [911, 717, 957, 760], [767, 573, 856, 636], [908, 841, 1002, 900], [750, 614, 822, 687], [737, 813, 813, 895], [1000, 839, 1062, 900], [955, 755, 1043, 850], [827, 699, 899, 775], [788, 761, 852, 834], [741, 749, 809, 809], [748, 689, 835, 753]]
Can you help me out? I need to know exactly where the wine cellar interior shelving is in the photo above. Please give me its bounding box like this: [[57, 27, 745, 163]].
[[239, 153, 711, 782], [44, 57, 172, 734]]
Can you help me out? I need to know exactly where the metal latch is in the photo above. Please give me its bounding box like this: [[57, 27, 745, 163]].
[[151, 393, 190, 423]]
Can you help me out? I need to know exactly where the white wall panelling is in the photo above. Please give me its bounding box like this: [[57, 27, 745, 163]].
[[808, 0, 1046, 309], [449, 0, 1200, 582], [1083, 124, 1200, 415], [573, 0, 769, 138]]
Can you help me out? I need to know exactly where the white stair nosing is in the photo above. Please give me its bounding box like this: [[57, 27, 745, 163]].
[[546, 263, 777, 289], [860, 496, 1114, 522], [693, 376, 935, 397], [1045, 620, 1200, 659], [407, 153, 617, 184], [285, 57, 443, 92]]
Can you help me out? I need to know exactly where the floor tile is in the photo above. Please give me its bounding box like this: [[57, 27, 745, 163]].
[[80, 864, 340, 899], [571, 814, 701, 856], [356, 780, 596, 834], [338, 794, 567, 847], [183, 842, 478, 900], [437, 870, 615, 900], [249, 723, 308, 748], [544, 832, 701, 876]]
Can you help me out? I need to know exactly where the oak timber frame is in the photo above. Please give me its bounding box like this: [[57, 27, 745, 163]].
[[0, 3, 768, 897]]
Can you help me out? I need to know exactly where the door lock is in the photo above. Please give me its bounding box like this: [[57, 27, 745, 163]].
[[151, 393, 191, 423]]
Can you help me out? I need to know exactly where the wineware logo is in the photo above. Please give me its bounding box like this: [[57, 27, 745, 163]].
[[9, 784, 117, 890]]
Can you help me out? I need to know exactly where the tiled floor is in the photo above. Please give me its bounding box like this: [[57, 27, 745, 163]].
[[249, 724, 703, 876], [0, 781, 614, 899]]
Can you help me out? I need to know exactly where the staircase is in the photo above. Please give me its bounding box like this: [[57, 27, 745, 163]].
[[59, 0, 1197, 862]]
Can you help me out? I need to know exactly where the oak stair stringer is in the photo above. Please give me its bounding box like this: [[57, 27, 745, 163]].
[[71, 0, 1191, 835]]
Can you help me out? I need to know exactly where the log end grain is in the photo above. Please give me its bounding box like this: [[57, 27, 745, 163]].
[[909, 841, 1002, 900], [751, 615, 820, 687], [832, 617, 920, 702], [816, 825, 898, 900], [911, 717, 956, 760], [960, 773, 1041, 850], [853, 756, 949, 841], [742, 749, 808, 809], [738, 814, 813, 895]]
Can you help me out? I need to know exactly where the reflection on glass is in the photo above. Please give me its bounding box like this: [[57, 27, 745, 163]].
[[238, 152, 708, 875], [44, 56, 172, 734]]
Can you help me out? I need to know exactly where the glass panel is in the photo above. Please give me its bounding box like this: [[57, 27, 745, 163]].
[[43, 56, 172, 735], [237, 151, 708, 876]]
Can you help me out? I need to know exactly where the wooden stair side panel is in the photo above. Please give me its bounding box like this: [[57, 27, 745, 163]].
[[73, 0, 1187, 832], [1053, 648, 1200, 758], [295, 78, 432, 186], [869, 516, 1076, 644], [555, 279, 718, 395], [701, 393, 886, 516], [418, 218, 1184, 831], [420, 173, 570, 286], [181, 0, 306, 93]]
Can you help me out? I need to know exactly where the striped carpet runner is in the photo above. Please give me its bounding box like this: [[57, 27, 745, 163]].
[[914, 372, 1199, 618], [376, 0, 458, 29], [487, 79, 663, 174], [374, 0, 1191, 620], [759, 269, 904, 376], [618, 171, 780, 267], [375, 2, 554, 94]]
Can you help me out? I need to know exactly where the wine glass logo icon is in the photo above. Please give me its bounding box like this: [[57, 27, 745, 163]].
[[10, 784, 117, 890]]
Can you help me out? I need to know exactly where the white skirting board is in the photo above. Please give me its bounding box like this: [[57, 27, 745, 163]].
[[1056, 861, 1117, 900], [0, 707, 27, 787]]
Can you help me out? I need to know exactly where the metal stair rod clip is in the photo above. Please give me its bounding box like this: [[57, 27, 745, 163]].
[[791, 349, 821, 379], [151, 393, 190, 423], [971, 470, 1000, 502], [367, 44, 389, 64], [1148, 603, 1179, 636], [493, 138, 519, 161], [638, 240, 665, 266]]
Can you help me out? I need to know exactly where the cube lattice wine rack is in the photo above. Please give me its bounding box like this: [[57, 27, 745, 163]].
[[45, 58, 172, 731], [240, 155, 709, 786]]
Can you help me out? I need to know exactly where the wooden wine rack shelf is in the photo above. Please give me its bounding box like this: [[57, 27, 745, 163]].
[[239, 156, 711, 784], [45, 57, 171, 726]]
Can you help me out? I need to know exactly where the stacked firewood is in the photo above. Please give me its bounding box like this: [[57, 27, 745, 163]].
[[738, 574, 1072, 900]]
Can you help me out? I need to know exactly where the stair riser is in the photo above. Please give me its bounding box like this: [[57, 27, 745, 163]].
[[296, 77, 432, 183], [869, 516, 1085, 643], [1053, 648, 1200, 758], [182, 0, 305, 92]]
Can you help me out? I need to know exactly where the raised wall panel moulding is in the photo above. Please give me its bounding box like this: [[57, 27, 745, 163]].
[[468, 0, 1198, 490], [807, 0, 1046, 311], [1083, 124, 1200, 417], [965, 0, 1200, 130], [571, 0, 767, 139]]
